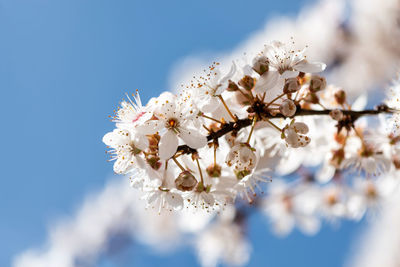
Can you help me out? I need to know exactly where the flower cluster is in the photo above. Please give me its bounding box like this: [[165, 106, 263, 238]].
[[103, 40, 400, 250]]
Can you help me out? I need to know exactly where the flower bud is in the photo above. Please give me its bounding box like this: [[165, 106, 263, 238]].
[[283, 121, 311, 148], [235, 91, 251, 106], [393, 156, 400, 169], [334, 132, 346, 145], [304, 92, 320, 104], [325, 192, 338, 206], [206, 164, 222, 177], [146, 156, 161, 170], [175, 171, 198, 191], [334, 90, 346, 105], [309, 75, 326, 92], [227, 80, 239, 92], [365, 182, 377, 199], [252, 56, 269, 75], [279, 99, 296, 117], [238, 75, 255, 91], [148, 134, 160, 151], [330, 148, 345, 168], [283, 78, 300, 94], [226, 143, 257, 175], [330, 109, 343, 121]]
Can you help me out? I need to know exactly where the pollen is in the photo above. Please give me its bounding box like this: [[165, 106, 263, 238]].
[[168, 118, 177, 127]]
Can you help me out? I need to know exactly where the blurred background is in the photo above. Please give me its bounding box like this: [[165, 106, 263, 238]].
[[1, 0, 399, 266]]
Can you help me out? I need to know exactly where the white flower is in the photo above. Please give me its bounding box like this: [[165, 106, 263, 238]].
[[113, 91, 153, 130], [262, 180, 320, 236], [196, 214, 250, 267], [264, 40, 326, 79], [347, 178, 387, 221], [236, 55, 280, 95], [176, 147, 236, 210], [234, 170, 270, 203], [283, 121, 311, 148], [205, 62, 237, 96], [341, 138, 391, 176], [192, 62, 237, 112], [102, 129, 148, 174], [138, 94, 208, 160], [143, 189, 184, 213], [183, 189, 216, 211], [319, 185, 348, 223]]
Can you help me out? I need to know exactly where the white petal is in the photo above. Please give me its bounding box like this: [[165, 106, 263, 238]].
[[217, 61, 237, 89], [352, 93, 368, 111], [147, 191, 160, 204], [297, 135, 311, 147], [133, 134, 149, 150], [159, 130, 179, 160], [166, 192, 184, 210], [281, 70, 299, 79], [242, 64, 254, 76], [363, 158, 377, 174], [113, 154, 134, 174], [292, 122, 309, 134], [294, 60, 326, 73], [201, 192, 215, 206], [316, 163, 336, 183], [273, 216, 294, 236], [103, 129, 131, 147], [298, 215, 320, 235], [179, 127, 208, 149], [200, 96, 219, 113], [253, 71, 279, 94], [102, 132, 116, 147], [161, 102, 177, 119], [136, 119, 163, 135], [239, 146, 256, 164]]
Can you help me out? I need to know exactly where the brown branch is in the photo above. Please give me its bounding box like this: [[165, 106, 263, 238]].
[[175, 105, 391, 156]]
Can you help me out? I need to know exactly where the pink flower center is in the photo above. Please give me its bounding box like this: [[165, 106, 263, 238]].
[[132, 111, 146, 123]]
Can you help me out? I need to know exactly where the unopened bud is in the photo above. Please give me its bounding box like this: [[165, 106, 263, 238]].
[[227, 80, 239, 92], [279, 99, 297, 117], [330, 109, 343, 121], [334, 90, 346, 105], [309, 75, 326, 92], [235, 91, 251, 106], [175, 171, 197, 191], [334, 132, 346, 145], [148, 134, 160, 150], [238, 75, 255, 91], [252, 56, 269, 75], [365, 183, 377, 199], [393, 156, 400, 169], [330, 148, 345, 168], [283, 78, 300, 94], [304, 92, 319, 104], [206, 164, 222, 177], [146, 156, 161, 170]]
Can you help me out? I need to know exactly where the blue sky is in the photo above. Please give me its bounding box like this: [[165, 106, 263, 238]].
[[0, 0, 366, 266]]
